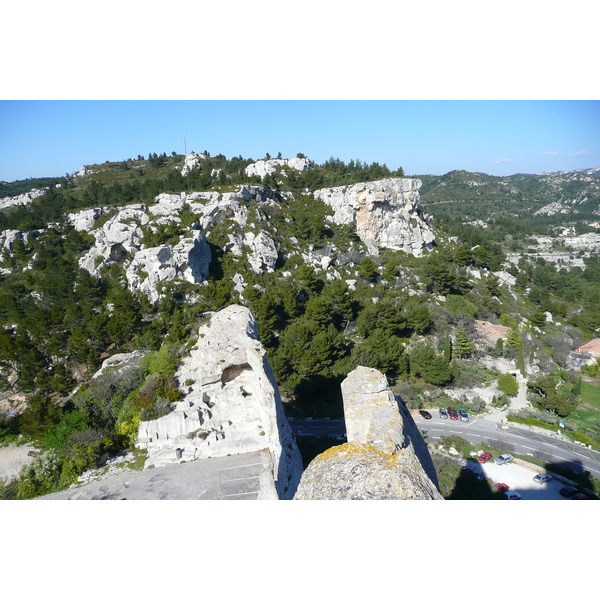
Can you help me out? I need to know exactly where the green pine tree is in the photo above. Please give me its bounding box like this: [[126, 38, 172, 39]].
[[453, 325, 474, 359]]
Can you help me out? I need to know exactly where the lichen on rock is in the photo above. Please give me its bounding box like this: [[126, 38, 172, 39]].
[[294, 366, 443, 500]]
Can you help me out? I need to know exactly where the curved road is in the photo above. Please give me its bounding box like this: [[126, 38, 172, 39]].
[[414, 413, 600, 480]]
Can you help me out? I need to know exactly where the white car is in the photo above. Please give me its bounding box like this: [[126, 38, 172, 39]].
[[533, 473, 553, 484], [505, 491, 522, 500]]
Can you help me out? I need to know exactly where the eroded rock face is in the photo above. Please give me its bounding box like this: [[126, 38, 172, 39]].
[[294, 366, 442, 500], [181, 152, 207, 176], [79, 204, 149, 276], [0, 188, 46, 211], [314, 178, 435, 257], [245, 158, 313, 178], [125, 231, 212, 304], [68, 208, 103, 232], [137, 305, 303, 499]]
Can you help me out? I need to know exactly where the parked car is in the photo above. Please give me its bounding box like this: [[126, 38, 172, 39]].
[[494, 453, 514, 466], [447, 406, 459, 420], [505, 491, 522, 500], [459, 409, 469, 422], [477, 452, 493, 463], [533, 473, 553, 484], [559, 486, 578, 498], [439, 408, 448, 419], [495, 482, 510, 492], [419, 410, 432, 420]]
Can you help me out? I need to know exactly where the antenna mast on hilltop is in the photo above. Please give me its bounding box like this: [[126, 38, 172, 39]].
[[184, 134, 187, 156]]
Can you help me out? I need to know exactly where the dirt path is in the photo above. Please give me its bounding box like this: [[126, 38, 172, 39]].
[[0, 444, 35, 481], [478, 356, 529, 412]]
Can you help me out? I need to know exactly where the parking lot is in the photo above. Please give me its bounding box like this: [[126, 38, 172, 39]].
[[472, 460, 578, 500]]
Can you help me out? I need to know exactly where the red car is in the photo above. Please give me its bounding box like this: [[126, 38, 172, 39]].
[[495, 483, 510, 492], [478, 452, 493, 463], [447, 406, 459, 420]]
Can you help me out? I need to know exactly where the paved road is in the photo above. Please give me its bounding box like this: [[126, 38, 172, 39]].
[[288, 418, 346, 439], [37, 451, 265, 500], [415, 413, 600, 480]]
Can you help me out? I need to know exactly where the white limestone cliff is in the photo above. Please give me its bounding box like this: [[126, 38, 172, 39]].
[[137, 305, 303, 499], [294, 366, 442, 500], [125, 231, 212, 304], [245, 157, 313, 178], [0, 188, 46, 211], [314, 178, 435, 257]]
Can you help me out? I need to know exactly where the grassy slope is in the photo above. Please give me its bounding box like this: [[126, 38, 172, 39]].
[[570, 378, 600, 440]]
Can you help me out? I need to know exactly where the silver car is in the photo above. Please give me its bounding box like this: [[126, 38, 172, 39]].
[[494, 453, 514, 466], [439, 408, 448, 419], [533, 473, 552, 484], [459, 409, 469, 422]]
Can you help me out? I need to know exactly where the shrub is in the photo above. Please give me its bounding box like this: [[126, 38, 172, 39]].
[[14, 449, 62, 499]]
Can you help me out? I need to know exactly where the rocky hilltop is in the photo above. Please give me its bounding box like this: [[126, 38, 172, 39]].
[[137, 304, 303, 499], [315, 178, 435, 256], [294, 366, 443, 500], [70, 174, 434, 305]]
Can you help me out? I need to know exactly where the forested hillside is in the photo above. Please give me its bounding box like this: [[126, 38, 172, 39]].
[[1, 151, 599, 498]]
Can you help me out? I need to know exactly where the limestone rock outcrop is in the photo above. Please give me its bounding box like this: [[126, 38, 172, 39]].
[[137, 305, 303, 499], [68, 207, 103, 232], [0, 188, 46, 211], [0, 229, 31, 255], [294, 366, 442, 500], [314, 178, 435, 257], [125, 231, 212, 304], [79, 204, 149, 276], [180, 152, 207, 176], [245, 157, 313, 178]]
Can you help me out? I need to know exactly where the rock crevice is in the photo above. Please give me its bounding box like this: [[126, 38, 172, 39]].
[[294, 366, 442, 500]]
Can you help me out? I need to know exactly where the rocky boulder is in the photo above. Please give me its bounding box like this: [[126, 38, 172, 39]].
[[137, 305, 303, 499], [294, 366, 442, 500], [314, 178, 435, 257]]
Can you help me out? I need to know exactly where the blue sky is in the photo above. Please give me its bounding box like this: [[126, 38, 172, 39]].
[[1, 100, 598, 182]]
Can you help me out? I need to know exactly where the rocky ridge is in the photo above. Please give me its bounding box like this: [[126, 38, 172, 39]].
[[294, 366, 443, 500], [137, 304, 303, 499], [244, 157, 313, 178], [73, 176, 435, 304], [0, 188, 46, 211]]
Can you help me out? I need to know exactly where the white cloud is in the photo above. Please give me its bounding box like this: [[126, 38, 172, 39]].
[[567, 150, 588, 157]]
